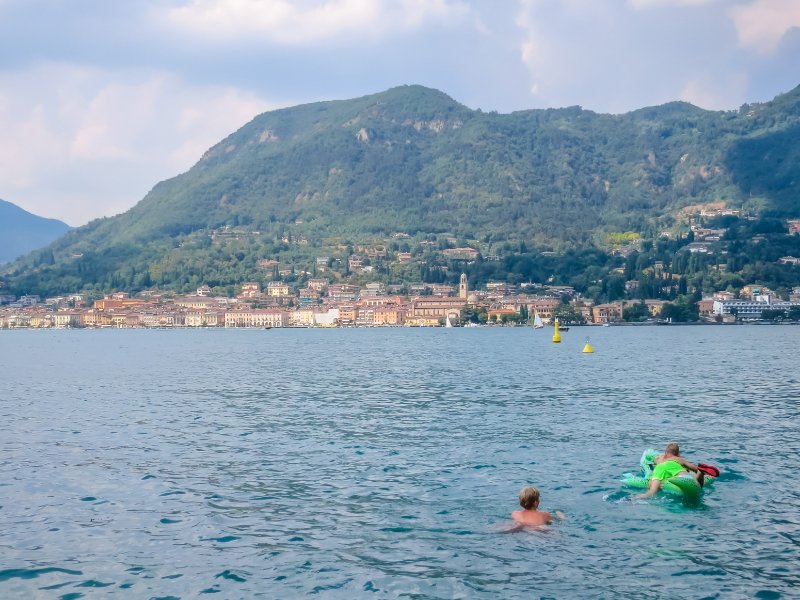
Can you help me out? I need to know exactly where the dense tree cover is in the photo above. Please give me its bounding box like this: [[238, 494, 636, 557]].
[[660, 295, 700, 323], [623, 302, 651, 322], [2, 84, 800, 298]]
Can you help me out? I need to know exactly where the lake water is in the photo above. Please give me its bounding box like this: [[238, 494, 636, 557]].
[[1, 326, 798, 598]]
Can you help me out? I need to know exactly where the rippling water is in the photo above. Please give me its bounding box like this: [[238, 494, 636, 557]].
[[1, 326, 798, 598]]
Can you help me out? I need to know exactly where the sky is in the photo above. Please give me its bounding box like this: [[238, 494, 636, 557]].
[[0, 0, 798, 227]]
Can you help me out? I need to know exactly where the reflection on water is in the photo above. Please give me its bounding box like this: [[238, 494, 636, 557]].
[[1, 327, 799, 598]]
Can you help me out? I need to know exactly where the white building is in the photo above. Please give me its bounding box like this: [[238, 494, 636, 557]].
[[713, 298, 800, 321]]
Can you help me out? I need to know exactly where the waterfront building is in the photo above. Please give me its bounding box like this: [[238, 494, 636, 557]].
[[290, 309, 315, 327], [54, 312, 83, 328], [591, 302, 624, 324], [313, 309, 339, 327], [337, 304, 358, 326], [697, 299, 716, 319], [408, 296, 466, 323], [643, 299, 667, 316], [7, 313, 32, 328], [374, 305, 406, 326], [713, 298, 800, 321], [523, 297, 561, 322], [185, 310, 223, 327], [356, 307, 375, 327], [224, 309, 288, 328]]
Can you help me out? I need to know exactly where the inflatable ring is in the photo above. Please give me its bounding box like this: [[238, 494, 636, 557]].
[[621, 449, 713, 498]]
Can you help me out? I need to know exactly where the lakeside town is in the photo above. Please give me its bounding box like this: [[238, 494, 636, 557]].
[[2, 272, 799, 329]]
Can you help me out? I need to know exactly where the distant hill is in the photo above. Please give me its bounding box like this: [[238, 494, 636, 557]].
[[0, 200, 70, 264], [2, 84, 800, 296]]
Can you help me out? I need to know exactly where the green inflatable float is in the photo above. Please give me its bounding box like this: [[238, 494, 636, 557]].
[[621, 449, 716, 498]]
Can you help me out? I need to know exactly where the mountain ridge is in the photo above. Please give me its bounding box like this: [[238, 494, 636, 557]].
[[0, 200, 70, 264], [2, 83, 799, 296]]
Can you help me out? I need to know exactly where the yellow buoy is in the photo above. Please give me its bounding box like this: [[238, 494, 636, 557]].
[[582, 339, 594, 353], [552, 318, 561, 343]]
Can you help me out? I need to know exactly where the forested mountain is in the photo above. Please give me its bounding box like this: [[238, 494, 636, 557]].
[[0, 200, 69, 264], [2, 84, 799, 297]]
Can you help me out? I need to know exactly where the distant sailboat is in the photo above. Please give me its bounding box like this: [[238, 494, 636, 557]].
[[532, 312, 544, 329], [445, 315, 453, 328]]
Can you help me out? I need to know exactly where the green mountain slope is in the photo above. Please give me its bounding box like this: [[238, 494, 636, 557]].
[[3, 84, 800, 296], [0, 200, 70, 264]]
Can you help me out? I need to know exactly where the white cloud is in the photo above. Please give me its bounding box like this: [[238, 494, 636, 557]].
[[515, 0, 617, 106], [512, 0, 792, 113], [679, 74, 748, 109], [0, 63, 274, 225], [166, 0, 471, 44], [730, 0, 800, 54]]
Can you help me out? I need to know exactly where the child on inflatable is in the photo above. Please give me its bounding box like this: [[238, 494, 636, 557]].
[[635, 442, 705, 499]]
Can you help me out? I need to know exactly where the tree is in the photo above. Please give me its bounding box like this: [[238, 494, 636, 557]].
[[604, 275, 626, 301], [623, 302, 650, 322], [519, 305, 529, 322], [660, 294, 699, 322], [760, 308, 786, 321], [552, 303, 583, 324]]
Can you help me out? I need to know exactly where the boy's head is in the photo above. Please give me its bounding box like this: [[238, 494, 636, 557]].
[[665, 442, 680, 456], [519, 486, 540, 510]]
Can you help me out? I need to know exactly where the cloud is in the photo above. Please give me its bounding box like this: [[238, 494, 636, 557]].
[[730, 0, 800, 54], [166, 0, 471, 44], [679, 74, 748, 109], [512, 0, 791, 113], [515, 0, 633, 110], [0, 63, 273, 225]]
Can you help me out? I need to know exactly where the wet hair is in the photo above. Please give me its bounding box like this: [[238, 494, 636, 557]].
[[665, 442, 680, 456], [519, 486, 540, 510]]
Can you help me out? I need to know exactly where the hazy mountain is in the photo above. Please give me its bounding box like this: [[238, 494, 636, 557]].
[[2, 84, 799, 296], [0, 200, 70, 264]]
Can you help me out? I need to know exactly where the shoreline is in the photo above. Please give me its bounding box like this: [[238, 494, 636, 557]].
[[2, 321, 799, 331]]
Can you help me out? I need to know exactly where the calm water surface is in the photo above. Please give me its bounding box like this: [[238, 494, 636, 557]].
[[1, 326, 798, 598]]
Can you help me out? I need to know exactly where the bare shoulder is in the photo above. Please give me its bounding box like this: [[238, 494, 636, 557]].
[[512, 510, 552, 526]]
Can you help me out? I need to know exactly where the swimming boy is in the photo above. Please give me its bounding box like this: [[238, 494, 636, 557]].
[[636, 442, 705, 499], [512, 486, 562, 526]]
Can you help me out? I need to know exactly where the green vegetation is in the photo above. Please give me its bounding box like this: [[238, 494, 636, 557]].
[[623, 302, 650, 322], [2, 84, 800, 300]]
